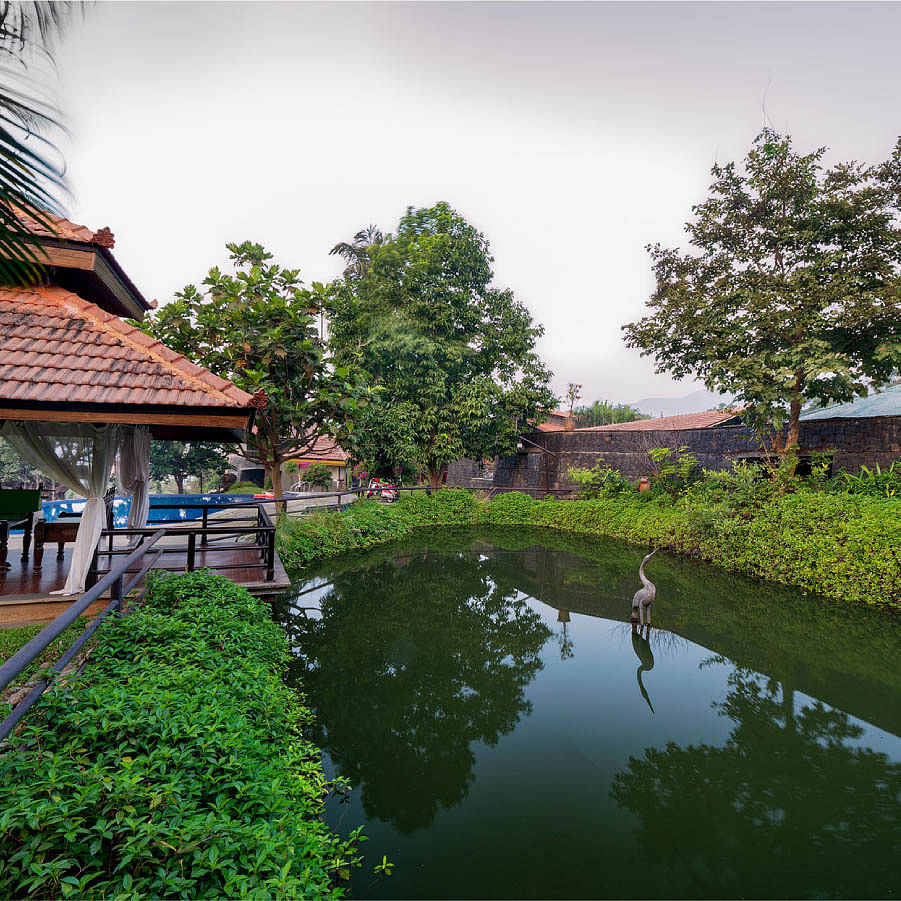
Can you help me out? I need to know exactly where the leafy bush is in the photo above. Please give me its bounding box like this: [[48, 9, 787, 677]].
[[226, 480, 264, 493], [301, 463, 334, 490], [833, 459, 901, 498], [567, 461, 633, 498], [276, 485, 901, 607], [647, 445, 702, 497], [277, 490, 480, 569], [0, 571, 359, 898]]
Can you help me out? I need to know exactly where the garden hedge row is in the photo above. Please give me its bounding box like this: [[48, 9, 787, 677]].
[[0, 570, 359, 899], [278, 488, 901, 607]]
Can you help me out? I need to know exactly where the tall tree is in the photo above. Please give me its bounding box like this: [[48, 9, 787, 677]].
[[0, 2, 79, 284], [573, 399, 647, 428], [624, 130, 901, 452], [140, 242, 366, 505], [328, 203, 556, 486], [329, 224, 384, 281], [149, 441, 229, 494]]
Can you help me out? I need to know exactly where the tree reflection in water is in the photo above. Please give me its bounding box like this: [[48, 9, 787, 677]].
[[285, 550, 552, 832], [610, 664, 901, 898]]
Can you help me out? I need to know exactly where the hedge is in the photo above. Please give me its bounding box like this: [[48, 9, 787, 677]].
[[277, 488, 901, 607], [0, 570, 359, 898]]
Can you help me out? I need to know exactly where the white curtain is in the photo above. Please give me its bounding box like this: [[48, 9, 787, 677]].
[[1, 422, 119, 595], [119, 426, 150, 530]]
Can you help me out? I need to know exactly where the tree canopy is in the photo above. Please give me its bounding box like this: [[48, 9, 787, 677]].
[[140, 242, 366, 502], [623, 129, 901, 451], [572, 399, 647, 428], [149, 441, 229, 494], [327, 203, 555, 484]]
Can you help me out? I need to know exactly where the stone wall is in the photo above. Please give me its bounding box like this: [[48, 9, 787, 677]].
[[445, 416, 901, 493]]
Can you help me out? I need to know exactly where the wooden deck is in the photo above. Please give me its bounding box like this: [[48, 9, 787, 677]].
[[0, 535, 291, 628]]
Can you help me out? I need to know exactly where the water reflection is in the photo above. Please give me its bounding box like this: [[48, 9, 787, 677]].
[[631, 624, 656, 713], [282, 550, 552, 832], [610, 665, 901, 899], [275, 528, 901, 899]]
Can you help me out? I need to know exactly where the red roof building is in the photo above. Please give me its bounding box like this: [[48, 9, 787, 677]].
[[577, 409, 741, 432]]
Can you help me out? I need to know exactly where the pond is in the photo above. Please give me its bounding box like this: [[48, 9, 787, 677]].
[[272, 528, 901, 900]]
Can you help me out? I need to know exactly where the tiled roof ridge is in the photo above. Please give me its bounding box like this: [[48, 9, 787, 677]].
[[17, 285, 253, 407], [576, 408, 741, 432]]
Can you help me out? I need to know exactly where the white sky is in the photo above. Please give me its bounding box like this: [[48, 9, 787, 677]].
[[48, 1, 901, 405]]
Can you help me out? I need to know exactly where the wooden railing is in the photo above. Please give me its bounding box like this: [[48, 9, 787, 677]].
[[90, 501, 276, 586]]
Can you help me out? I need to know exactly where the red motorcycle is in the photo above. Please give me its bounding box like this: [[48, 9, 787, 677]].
[[366, 477, 399, 503]]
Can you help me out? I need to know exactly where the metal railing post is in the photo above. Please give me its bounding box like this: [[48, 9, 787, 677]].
[[265, 528, 275, 582], [111, 573, 124, 614], [186, 532, 196, 573], [87, 546, 98, 589], [201, 506, 208, 546]]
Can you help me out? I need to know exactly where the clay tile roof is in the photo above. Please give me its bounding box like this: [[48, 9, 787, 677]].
[[14, 208, 105, 245], [0, 285, 254, 408], [577, 409, 741, 432], [291, 435, 349, 463]]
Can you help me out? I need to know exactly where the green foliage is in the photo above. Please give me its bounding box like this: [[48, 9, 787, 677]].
[[327, 203, 556, 484], [834, 459, 901, 498], [0, 571, 359, 898], [0, 3, 78, 286], [149, 440, 230, 494], [277, 490, 481, 569], [0, 438, 55, 490], [572, 399, 648, 428], [278, 484, 901, 607], [0, 619, 90, 707], [227, 480, 264, 494], [299, 462, 334, 490], [346, 401, 422, 481], [568, 461, 634, 498], [624, 129, 901, 452], [647, 445, 702, 497], [139, 242, 367, 499]]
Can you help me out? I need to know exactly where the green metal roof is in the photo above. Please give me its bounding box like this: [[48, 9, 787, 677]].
[[800, 383, 901, 420]]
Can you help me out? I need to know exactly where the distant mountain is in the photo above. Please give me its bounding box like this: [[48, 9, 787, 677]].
[[630, 388, 732, 418]]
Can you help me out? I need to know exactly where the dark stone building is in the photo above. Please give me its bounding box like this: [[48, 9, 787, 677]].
[[447, 392, 901, 494]]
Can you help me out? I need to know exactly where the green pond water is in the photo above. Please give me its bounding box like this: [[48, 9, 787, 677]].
[[273, 527, 901, 900]]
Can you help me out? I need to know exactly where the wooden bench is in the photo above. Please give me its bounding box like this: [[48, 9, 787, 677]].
[[0, 488, 42, 568], [33, 514, 81, 572]]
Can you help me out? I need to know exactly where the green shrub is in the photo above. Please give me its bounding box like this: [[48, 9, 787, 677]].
[[0, 571, 359, 898], [566, 462, 633, 498], [833, 459, 901, 498], [301, 463, 335, 490], [276, 485, 901, 607], [226, 480, 263, 493], [277, 490, 481, 569]]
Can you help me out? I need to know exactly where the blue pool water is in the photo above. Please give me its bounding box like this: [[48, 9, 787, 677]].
[[39, 493, 262, 529]]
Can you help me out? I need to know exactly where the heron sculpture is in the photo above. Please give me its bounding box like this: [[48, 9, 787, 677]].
[[630, 549, 657, 630]]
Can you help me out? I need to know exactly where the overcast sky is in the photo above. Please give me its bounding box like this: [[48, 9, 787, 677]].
[[50, 1, 901, 405]]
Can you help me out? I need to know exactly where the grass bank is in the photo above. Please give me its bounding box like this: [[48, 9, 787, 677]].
[[277, 486, 901, 607], [0, 570, 358, 898]]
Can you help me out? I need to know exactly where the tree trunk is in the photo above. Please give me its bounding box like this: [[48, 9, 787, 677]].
[[427, 461, 445, 488], [175, 475, 185, 494], [269, 462, 286, 517], [784, 394, 802, 452]]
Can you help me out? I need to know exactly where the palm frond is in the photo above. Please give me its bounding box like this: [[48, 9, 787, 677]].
[[0, 2, 79, 285]]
